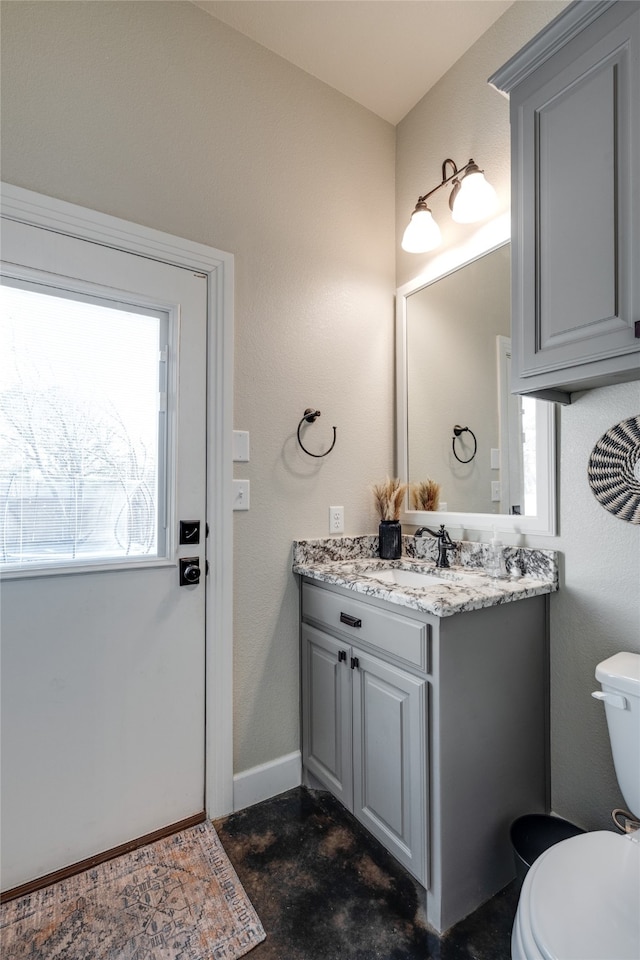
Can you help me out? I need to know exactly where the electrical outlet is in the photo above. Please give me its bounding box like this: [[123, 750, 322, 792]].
[[329, 506, 344, 533], [491, 481, 501, 502]]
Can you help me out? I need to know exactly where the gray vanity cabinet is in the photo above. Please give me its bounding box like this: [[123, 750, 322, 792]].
[[301, 624, 353, 808], [351, 648, 426, 878], [301, 587, 427, 884], [490, 1, 640, 402], [300, 576, 549, 934]]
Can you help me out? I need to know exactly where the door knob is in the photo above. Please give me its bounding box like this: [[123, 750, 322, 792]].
[[180, 557, 201, 585]]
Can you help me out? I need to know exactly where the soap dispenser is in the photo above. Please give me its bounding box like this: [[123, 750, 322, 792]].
[[486, 528, 507, 579]]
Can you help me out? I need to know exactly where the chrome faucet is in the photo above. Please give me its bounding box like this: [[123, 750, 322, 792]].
[[414, 524, 456, 568]]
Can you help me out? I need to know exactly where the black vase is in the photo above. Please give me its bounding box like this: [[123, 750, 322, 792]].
[[379, 520, 401, 560]]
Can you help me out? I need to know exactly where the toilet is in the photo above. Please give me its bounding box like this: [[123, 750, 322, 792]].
[[512, 652, 640, 960]]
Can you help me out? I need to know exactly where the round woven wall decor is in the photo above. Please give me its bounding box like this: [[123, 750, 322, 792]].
[[587, 415, 640, 523]]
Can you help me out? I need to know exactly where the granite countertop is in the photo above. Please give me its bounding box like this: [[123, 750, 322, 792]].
[[292, 535, 558, 618]]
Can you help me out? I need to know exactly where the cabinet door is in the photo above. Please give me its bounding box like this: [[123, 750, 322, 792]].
[[512, 2, 640, 398], [301, 624, 352, 807], [351, 649, 427, 884]]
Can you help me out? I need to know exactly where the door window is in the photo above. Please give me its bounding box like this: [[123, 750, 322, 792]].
[[0, 278, 169, 573]]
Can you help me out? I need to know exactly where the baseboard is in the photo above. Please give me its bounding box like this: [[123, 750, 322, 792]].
[[233, 750, 302, 812]]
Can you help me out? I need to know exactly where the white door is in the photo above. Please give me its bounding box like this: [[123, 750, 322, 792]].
[[1, 217, 208, 892]]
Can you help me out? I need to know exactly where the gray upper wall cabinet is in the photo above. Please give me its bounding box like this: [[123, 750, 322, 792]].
[[490, 1, 640, 404]]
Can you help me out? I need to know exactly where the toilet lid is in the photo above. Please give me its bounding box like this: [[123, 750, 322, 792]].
[[528, 831, 640, 960]]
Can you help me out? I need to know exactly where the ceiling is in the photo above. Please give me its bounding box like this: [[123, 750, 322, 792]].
[[192, 0, 514, 125]]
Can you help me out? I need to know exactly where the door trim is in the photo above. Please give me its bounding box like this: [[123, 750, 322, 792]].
[[0, 182, 235, 818]]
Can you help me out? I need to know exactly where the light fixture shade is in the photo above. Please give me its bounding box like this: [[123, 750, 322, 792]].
[[401, 203, 442, 253], [450, 168, 497, 224]]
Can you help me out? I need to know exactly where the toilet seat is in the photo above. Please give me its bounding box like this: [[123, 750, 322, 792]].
[[512, 830, 640, 960]]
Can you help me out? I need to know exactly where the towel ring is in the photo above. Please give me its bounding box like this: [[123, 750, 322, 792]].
[[452, 424, 477, 464], [297, 408, 337, 458]]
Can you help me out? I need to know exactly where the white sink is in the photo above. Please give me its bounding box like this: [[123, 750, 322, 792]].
[[365, 568, 452, 588]]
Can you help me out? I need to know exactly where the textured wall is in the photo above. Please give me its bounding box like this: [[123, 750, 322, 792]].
[[397, 1, 640, 829], [396, 1, 568, 289], [550, 382, 640, 828], [0, 0, 396, 775]]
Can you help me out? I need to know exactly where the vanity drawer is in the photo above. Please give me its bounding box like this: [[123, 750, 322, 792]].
[[302, 581, 429, 672]]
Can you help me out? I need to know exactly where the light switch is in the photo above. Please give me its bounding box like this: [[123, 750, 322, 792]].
[[491, 448, 500, 470], [233, 479, 250, 511], [233, 431, 250, 462]]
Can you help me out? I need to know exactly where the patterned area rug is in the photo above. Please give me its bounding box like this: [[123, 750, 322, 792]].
[[0, 821, 266, 959]]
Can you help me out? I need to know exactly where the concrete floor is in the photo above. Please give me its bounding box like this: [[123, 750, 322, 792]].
[[215, 786, 520, 960]]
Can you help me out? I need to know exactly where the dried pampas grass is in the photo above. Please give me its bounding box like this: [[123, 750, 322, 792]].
[[412, 479, 441, 512], [372, 478, 407, 521]]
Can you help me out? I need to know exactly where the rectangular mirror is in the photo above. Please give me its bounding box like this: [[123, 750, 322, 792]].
[[396, 227, 556, 536]]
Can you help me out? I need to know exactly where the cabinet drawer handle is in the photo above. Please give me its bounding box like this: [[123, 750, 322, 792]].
[[338, 650, 347, 663], [350, 656, 359, 670], [340, 612, 362, 628]]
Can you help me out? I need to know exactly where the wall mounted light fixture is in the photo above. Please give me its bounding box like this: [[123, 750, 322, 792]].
[[401, 158, 497, 253]]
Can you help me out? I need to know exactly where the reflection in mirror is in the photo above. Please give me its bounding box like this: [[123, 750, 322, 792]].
[[397, 237, 556, 536]]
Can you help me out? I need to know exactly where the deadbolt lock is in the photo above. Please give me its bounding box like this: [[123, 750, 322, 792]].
[[179, 557, 201, 586]]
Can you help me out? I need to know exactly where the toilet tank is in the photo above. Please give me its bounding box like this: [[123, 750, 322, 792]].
[[594, 652, 640, 819]]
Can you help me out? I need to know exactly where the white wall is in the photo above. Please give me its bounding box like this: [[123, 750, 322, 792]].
[[397, 0, 640, 830], [0, 1, 395, 777]]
